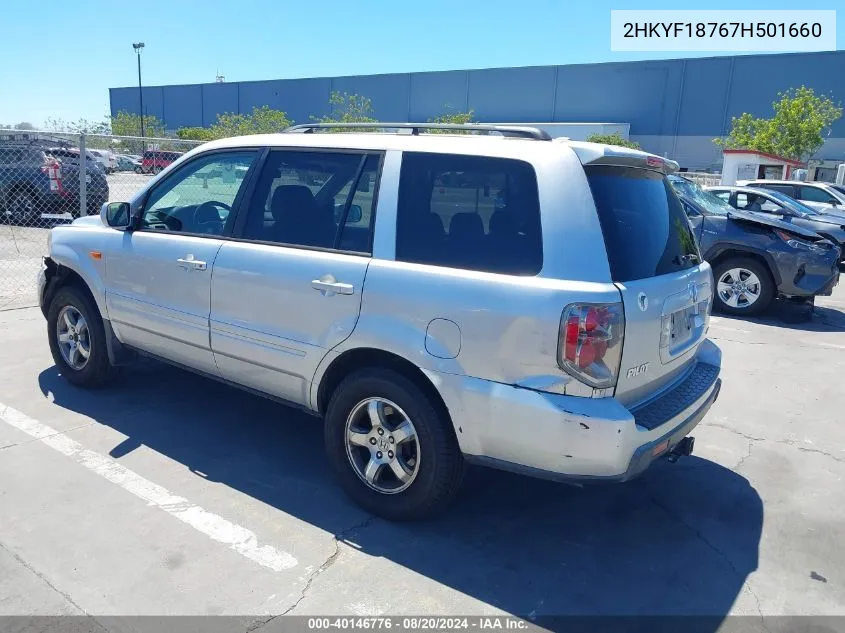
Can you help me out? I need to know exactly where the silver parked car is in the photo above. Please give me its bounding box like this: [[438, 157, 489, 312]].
[[38, 123, 722, 520]]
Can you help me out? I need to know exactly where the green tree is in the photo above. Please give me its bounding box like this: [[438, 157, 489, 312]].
[[14, 122, 35, 130], [179, 106, 292, 140], [427, 108, 475, 133], [43, 116, 111, 135], [714, 86, 843, 162], [176, 127, 216, 141], [110, 110, 165, 138], [586, 131, 641, 149], [315, 92, 377, 130]]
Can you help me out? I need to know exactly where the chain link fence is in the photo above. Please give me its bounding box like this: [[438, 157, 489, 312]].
[[681, 171, 722, 187], [0, 129, 201, 308]]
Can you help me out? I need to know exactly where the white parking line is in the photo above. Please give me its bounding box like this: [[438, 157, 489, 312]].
[[0, 402, 297, 572]]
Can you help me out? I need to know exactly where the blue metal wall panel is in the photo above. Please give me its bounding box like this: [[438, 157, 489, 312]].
[[409, 71, 468, 121], [109, 87, 137, 118], [161, 85, 201, 130], [141, 86, 165, 124], [237, 80, 287, 115], [274, 78, 332, 125], [676, 57, 733, 136], [554, 61, 677, 135], [329, 73, 411, 121], [467, 66, 557, 122], [201, 83, 239, 126], [727, 51, 845, 135], [109, 51, 845, 142]]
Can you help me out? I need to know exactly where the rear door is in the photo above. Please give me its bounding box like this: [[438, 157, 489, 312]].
[[209, 149, 381, 405], [585, 164, 712, 407]]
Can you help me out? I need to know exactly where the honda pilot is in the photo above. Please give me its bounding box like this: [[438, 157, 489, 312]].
[[38, 124, 722, 520]]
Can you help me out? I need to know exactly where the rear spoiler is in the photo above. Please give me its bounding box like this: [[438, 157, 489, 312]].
[[564, 140, 680, 174]]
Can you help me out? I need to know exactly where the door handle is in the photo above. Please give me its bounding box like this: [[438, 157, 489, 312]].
[[177, 257, 207, 271], [311, 279, 354, 295]]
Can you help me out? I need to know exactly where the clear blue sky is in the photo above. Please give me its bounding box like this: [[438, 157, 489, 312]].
[[0, 0, 841, 126]]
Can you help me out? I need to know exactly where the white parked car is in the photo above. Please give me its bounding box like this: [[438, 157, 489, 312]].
[[745, 179, 845, 214], [87, 149, 118, 174], [38, 123, 722, 520]]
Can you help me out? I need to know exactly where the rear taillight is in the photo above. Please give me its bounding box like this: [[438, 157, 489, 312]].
[[558, 303, 625, 389]]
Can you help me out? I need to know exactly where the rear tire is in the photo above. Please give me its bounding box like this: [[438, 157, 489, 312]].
[[324, 368, 464, 521], [47, 286, 117, 387], [712, 257, 774, 316]]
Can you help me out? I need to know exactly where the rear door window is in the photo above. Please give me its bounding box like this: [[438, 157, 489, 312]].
[[757, 184, 795, 196], [586, 166, 699, 283], [395, 152, 542, 275], [797, 186, 838, 204]]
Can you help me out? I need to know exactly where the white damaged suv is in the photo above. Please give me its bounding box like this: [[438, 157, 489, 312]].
[[39, 123, 722, 520]]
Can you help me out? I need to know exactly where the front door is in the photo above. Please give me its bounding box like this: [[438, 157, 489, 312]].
[[105, 150, 259, 374], [209, 149, 381, 405]]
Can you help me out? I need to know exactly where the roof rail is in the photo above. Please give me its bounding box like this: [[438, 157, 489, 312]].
[[284, 122, 552, 141]]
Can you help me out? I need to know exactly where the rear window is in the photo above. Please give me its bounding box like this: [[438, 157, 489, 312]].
[[586, 166, 699, 282], [396, 152, 543, 275]]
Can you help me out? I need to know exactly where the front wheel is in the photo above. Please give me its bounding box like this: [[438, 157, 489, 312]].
[[324, 368, 464, 521], [713, 257, 774, 316], [47, 286, 117, 387]]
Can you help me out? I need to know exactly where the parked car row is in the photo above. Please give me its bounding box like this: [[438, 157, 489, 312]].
[[135, 150, 183, 174], [669, 176, 841, 316], [1, 141, 109, 223]]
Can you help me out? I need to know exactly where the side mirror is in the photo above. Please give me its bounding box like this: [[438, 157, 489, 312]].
[[102, 202, 131, 229], [334, 204, 363, 224], [347, 204, 363, 223]]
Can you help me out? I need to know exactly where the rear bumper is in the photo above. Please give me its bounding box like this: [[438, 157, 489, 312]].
[[432, 338, 722, 482]]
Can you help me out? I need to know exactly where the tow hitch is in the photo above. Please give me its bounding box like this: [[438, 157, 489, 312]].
[[667, 436, 695, 463]]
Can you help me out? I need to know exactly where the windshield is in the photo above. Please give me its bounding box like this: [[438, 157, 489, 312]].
[[759, 189, 820, 216], [669, 177, 732, 216]]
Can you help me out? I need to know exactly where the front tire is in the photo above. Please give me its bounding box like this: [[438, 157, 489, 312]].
[[47, 286, 116, 387], [713, 257, 774, 316], [324, 368, 464, 521]]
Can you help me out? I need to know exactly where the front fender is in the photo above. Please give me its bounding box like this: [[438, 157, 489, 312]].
[[48, 242, 109, 318], [704, 241, 782, 287]]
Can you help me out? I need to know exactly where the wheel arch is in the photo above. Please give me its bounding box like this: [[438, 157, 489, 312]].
[[314, 347, 453, 429], [705, 244, 781, 287], [42, 249, 108, 320]]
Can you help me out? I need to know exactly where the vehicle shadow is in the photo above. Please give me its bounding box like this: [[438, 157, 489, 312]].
[[38, 362, 762, 624], [716, 298, 845, 332]]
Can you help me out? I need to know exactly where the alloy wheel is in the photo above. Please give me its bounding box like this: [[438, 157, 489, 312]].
[[56, 305, 91, 370], [345, 397, 420, 494], [717, 267, 762, 309]]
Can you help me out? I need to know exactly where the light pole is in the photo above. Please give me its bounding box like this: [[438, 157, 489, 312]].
[[132, 42, 145, 151]]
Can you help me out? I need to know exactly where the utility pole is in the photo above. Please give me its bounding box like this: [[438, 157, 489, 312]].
[[132, 42, 145, 151]]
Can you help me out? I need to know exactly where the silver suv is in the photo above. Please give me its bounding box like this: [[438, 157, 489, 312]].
[[38, 123, 722, 520]]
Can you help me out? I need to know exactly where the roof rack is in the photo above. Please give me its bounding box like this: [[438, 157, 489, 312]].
[[284, 122, 552, 141]]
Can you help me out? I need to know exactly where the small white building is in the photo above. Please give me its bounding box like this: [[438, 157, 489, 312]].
[[721, 149, 804, 186]]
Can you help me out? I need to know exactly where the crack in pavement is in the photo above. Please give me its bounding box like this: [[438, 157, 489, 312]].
[[734, 439, 754, 472], [702, 422, 845, 465], [644, 488, 770, 633], [0, 540, 111, 632], [250, 516, 379, 629]]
